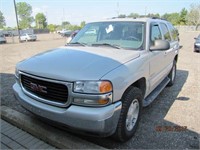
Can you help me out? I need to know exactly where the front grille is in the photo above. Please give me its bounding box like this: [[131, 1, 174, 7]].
[[21, 74, 68, 104]]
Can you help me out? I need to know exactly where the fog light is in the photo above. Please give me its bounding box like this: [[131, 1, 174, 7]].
[[73, 98, 109, 106]]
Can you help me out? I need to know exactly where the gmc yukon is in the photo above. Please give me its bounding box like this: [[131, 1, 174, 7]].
[[13, 18, 179, 142]]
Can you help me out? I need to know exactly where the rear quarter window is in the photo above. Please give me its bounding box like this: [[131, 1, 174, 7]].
[[167, 23, 179, 41], [160, 23, 172, 41]]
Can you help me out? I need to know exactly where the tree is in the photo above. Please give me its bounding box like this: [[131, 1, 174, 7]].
[[68, 25, 81, 30], [162, 13, 169, 20], [162, 13, 180, 25], [80, 21, 86, 28], [127, 13, 139, 18], [118, 14, 126, 18], [187, 3, 200, 30], [179, 8, 188, 25], [35, 13, 47, 29], [147, 13, 160, 18], [16, 2, 34, 29], [0, 11, 6, 28], [61, 21, 70, 29], [62, 21, 70, 26], [47, 24, 56, 32]]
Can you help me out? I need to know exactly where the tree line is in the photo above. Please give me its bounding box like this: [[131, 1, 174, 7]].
[[118, 3, 200, 30], [0, 2, 200, 31], [0, 2, 85, 32]]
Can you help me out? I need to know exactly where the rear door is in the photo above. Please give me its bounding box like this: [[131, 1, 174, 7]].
[[160, 22, 179, 75]]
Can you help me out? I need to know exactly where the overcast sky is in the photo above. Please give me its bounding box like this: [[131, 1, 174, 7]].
[[1, 0, 199, 27]]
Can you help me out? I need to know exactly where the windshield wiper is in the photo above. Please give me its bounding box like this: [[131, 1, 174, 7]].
[[92, 43, 121, 49], [66, 42, 87, 46]]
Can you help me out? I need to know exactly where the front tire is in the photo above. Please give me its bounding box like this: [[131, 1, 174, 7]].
[[167, 60, 176, 86], [113, 87, 143, 142]]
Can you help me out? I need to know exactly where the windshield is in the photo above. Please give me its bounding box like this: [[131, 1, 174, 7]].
[[70, 21, 145, 50]]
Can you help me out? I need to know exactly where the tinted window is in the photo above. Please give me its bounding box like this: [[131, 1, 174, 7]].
[[167, 23, 179, 41], [151, 24, 162, 42], [160, 23, 171, 41], [71, 21, 145, 50]]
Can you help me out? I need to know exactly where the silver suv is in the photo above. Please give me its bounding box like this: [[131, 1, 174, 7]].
[[13, 18, 179, 142]]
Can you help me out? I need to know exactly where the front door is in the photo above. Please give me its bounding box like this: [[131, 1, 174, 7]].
[[148, 23, 167, 93]]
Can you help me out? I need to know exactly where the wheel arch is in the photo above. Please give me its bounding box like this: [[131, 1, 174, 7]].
[[123, 77, 146, 99]]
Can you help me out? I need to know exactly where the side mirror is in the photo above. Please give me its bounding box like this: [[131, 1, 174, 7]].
[[150, 40, 170, 51]]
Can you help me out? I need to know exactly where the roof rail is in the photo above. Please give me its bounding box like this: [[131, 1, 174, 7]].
[[109, 16, 138, 19], [151, 17, 167, 21], [151, 17, 160, 19], [108, 16, 167, 21]]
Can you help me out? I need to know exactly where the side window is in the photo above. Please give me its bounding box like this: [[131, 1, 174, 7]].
[[167, 23, 179, 41], [160, 23, 172, 41], [151, 24, 162, 42]]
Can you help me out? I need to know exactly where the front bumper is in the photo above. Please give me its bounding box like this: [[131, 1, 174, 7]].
[[13, 83, 122, 136]]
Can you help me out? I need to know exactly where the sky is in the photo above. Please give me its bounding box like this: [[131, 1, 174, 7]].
[[0, 0, 199, 27]]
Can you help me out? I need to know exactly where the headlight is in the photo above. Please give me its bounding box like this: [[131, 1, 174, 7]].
[[73, 81, 113, 106], [74, 80, 112, 94], [195, 43, 200, 46]]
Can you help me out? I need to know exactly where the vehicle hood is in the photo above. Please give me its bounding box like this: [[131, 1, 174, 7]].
[[17, 46, 140, 81]]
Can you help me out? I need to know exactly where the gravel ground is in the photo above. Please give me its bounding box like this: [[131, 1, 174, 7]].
[[1, 32, 200, 149]]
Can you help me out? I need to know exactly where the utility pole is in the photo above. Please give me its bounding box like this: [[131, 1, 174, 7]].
[[13, 0, 20, 43]]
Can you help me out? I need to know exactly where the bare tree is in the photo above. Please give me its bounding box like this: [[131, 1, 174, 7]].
[[187, 3, 200, 30]]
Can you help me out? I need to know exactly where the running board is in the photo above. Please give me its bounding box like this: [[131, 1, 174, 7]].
[[143, 77, 170, 107]]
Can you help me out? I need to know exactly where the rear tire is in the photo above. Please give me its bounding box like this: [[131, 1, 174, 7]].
[[112, 87, 143, 142], [167, 60, 176, 86]]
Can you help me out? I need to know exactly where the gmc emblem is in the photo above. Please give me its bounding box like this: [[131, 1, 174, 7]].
[[30, 82, 47, 93]]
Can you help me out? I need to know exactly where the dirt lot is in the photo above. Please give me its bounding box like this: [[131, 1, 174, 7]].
[[1, 32, 200, 149]]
